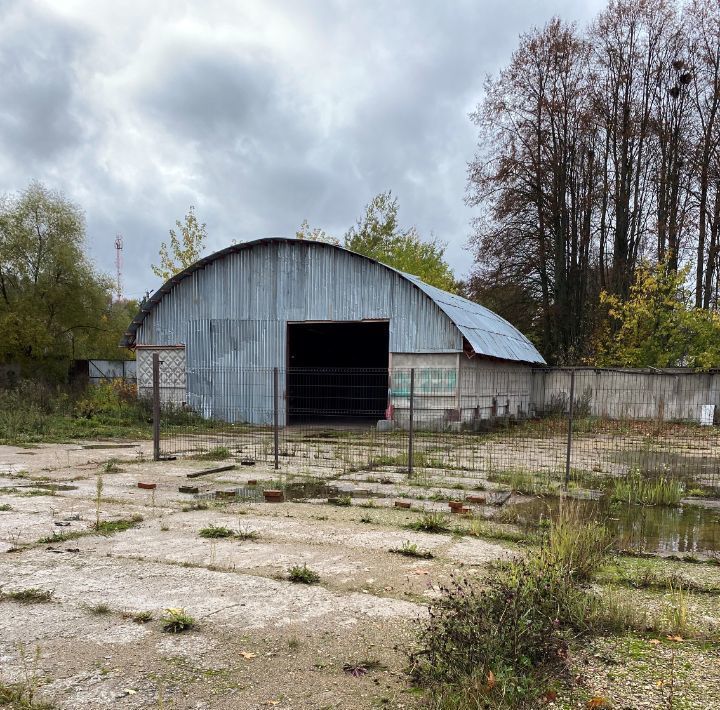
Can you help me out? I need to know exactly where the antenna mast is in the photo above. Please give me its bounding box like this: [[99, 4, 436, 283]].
[[114, 234, 123, 301]]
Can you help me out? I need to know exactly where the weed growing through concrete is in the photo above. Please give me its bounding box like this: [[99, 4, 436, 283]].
[[0, 644, 50, 709], [406, 512, 450, 533], [182, 501, 209, 512], [161, 608, 195, 633], [389, 541, 434, 559], [0, 588, 54, 604], [37, 530, 87, 544], [235, 526, 259, 541], [95, 515, 143, 535], [102, 458, 123, 473], [192, 446, 231, 461], [412, 509, 615, 706], [199, 524, 235, 539], [288, 564, 320, 584], [86, 602, 112, 615]]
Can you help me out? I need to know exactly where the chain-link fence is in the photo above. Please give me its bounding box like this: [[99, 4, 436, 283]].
[[149, 358, 720, 492]]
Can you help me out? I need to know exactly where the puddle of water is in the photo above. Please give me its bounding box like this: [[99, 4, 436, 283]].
[[510, 497, 720, 555], [197, 479, 381, 504]]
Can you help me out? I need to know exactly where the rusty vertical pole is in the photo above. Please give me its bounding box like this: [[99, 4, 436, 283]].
[[273, 367, 280, 470], [408, 368, 415, 476], [152, 353, 160, 461], [564, 368, 576, 490]]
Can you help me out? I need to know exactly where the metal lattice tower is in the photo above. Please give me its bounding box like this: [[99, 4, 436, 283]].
[[114, 233, 123, 300]]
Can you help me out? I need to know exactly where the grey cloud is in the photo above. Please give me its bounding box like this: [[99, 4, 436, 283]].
[[0, 0, 607, 298], [0, 2, 90, 168]]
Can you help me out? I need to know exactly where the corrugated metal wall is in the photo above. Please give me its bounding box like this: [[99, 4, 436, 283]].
[[136, 240, 463, 366], [135, 241, 464, 419]]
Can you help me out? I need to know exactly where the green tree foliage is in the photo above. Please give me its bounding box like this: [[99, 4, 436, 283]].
[[0, 182, 128, 374], [344, 192, 457, 292], [298, 192, 458, 292], [152, 206, 207, 280], [592, 261, 720, 369]]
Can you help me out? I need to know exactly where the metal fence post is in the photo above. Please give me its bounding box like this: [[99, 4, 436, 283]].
[[152, 353, 160, 461], [273, 367, 280, 470], [408, 368, 415, 476], [564, 368, 576, 489]]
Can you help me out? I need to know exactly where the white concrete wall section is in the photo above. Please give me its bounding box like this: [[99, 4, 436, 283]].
[[389, 354, 536, 430], [389, 353, 459, 430], [459, 358, 535, 423], [539, 369, 720, 423]]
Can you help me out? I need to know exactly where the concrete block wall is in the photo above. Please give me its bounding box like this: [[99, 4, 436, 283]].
[[458, 357, 534, 423], [537, 368, 720, 424]]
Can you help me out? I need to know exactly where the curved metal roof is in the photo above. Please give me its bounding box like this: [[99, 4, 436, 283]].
[[121, 237, 545, 364]]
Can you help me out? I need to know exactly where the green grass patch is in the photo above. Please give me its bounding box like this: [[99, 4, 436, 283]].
[[0, 681, 53, 709], [389, 541, 434, 559], [199, 524, 235, 539], [124, 610, 153, 623], [609, 469, 685, 506], [406, 512, 450, 534], [0, 588, 54, 604], [191, 446, 231, 461], [95, 515, 143, 535], [37, 529, 88, 544], [288, 564, 320, 584]]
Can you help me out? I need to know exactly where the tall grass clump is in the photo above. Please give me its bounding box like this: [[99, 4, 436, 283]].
[[412, 508, 613, 707], [610, 469, 684, 506]]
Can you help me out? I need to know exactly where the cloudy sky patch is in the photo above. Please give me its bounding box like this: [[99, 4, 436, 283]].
[[0, 0, 605, 298]]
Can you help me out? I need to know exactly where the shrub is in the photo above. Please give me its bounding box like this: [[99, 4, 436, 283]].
[[412, 512, 612, 706], [288, 564, 320, 584]]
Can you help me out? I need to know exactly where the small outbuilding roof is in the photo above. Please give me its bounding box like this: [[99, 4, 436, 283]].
[[122, 238, 545, 364]]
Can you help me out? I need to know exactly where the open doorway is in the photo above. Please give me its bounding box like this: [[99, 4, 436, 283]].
[[286, 321, 389, 423]]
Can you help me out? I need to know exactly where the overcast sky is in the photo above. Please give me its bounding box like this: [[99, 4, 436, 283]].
[[0, 0, 606, 299]]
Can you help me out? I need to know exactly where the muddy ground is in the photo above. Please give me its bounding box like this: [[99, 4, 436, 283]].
[[1, 442, 719, 709]]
